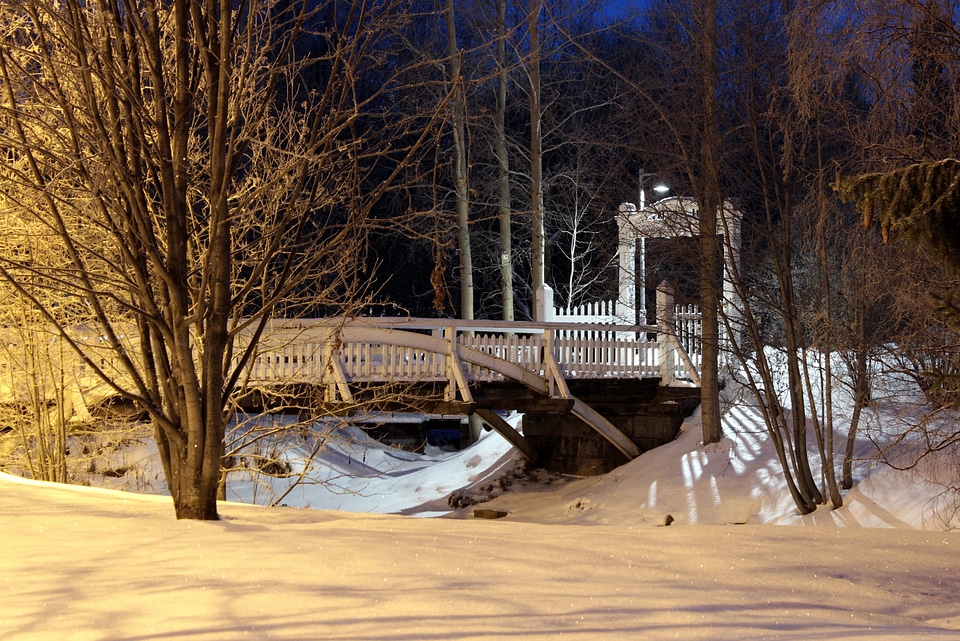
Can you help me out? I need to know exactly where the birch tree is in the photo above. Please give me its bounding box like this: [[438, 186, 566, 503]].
[[446, 0, 475, 320], [495, 0, 516, 321], [527, 0, 546, 310]]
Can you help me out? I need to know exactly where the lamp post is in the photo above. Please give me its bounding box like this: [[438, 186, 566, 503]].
[[639, 168, 670, 210], [639, 176, 669, 323]]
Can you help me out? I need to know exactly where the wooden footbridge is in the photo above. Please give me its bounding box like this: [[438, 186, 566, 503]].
[[2, 307, 701, 474], [236, 315, 701, 467]]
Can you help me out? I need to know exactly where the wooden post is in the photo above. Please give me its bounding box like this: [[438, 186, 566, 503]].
[[543, 325, 558, 397], [444, 325, 457, 402], [657, 281, 676, 386]]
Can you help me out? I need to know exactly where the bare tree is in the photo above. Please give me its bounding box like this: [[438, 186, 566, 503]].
[[0, 0, 439, 519], [546, 156, 616, 310], [527, 0, 546, 309], [603, 0, 839, 512], [446, 0, 475, 320], [829, 0, 960, 414], [495, 0, 516, 321]]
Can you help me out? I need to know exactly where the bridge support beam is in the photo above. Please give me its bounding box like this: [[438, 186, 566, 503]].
[[474, 409, 537, 463]]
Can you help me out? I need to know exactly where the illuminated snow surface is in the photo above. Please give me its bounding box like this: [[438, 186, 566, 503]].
[[3, 382, 960, 640]]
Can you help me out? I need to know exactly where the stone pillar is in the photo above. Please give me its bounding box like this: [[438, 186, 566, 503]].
[[616, 203, 637, 324]]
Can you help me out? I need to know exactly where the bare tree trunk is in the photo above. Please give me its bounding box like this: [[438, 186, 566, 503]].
[[446, 0, 473, 320], [814, 166, 843, 508], [496, 0, 514, 321], [843, 335, 869, 490], [697, 0, 722, 445], [779, 233, 823, 505], [528, 0, 546, 312]]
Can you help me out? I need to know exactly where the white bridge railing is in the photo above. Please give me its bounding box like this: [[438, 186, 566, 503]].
[[238, 316, 699, 390], [550, 289, 703, 383], [0, 317, 698, 458], [0, 311, 699, 416]]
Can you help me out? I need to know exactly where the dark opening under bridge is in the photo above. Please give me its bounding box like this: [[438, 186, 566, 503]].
[[237, 312, 702, 474]]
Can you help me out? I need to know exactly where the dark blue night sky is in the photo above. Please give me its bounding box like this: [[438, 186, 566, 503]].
[[603, 0, 653, 18]]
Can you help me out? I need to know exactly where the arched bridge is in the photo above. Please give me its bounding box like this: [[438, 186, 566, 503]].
[[236, 317, 700, 464]]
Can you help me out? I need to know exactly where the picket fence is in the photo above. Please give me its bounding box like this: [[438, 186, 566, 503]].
[[553, 300, 703, 379]]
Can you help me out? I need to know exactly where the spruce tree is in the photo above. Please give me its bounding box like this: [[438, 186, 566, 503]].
[[836, 159, 960, 405]]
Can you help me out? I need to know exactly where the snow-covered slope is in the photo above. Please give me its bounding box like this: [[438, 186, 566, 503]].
[[207, 391, 953, 530], [3, 377, 960, 640], [2, 443, 959, 641]]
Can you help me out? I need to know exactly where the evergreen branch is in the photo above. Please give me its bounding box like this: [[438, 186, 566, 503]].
[[834, 159, 960, 273]]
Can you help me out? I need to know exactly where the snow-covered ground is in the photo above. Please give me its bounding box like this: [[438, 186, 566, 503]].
[[2, 380, 960, 639]]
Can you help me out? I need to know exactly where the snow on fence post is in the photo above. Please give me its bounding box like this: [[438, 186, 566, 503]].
[[656, 281, 676, 385]]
